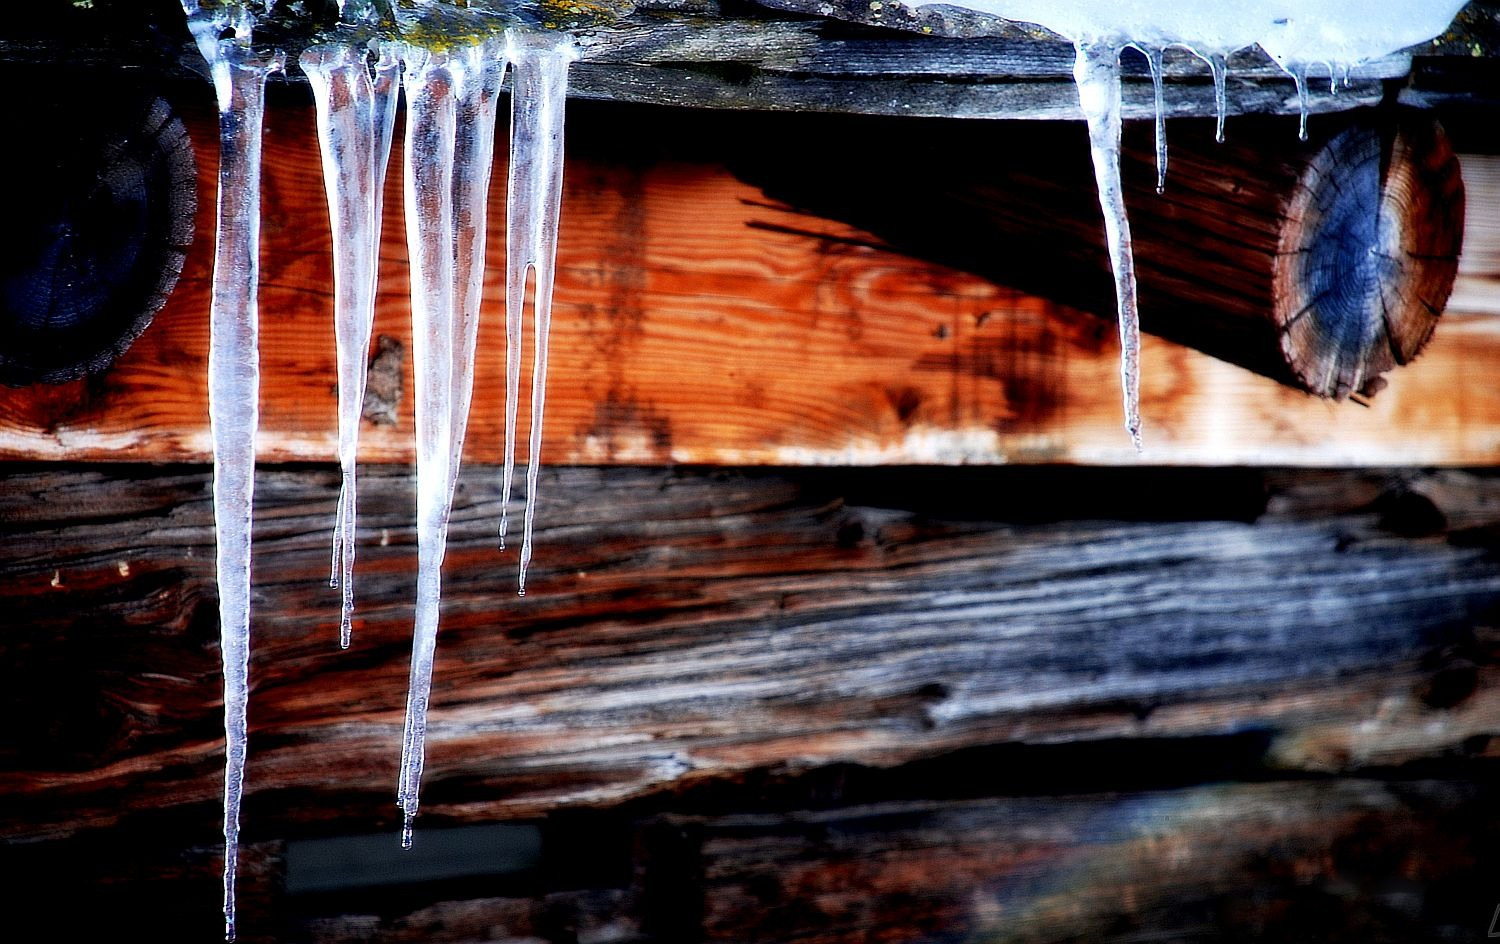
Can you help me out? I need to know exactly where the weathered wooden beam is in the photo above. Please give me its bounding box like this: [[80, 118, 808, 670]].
[[736, 107, 1466, 399], [2, 100, 1498, 465], [0, 78, 196, 386], [1, 464, 1497, 839], [679, 781, 1499, 944], [0, 463, 1497, 939], [0, 3, 1470, 120]]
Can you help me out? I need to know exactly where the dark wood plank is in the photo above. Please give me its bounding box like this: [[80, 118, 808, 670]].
[[2, 464, 1497, 840], [1, 463, 1497, 940]]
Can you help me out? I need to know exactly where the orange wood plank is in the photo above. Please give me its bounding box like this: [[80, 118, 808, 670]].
[[2, 98, 1498, 466]]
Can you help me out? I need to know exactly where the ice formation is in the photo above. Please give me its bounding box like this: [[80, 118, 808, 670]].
[[894, 0, 1467, 442], [300, 40, 400, 648], [179, 0, 1466, 937], [179, 2, 283, 939], [501, 32, 578, 594]]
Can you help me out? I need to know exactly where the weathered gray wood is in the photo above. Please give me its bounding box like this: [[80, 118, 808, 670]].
[[0, 463, 1497, 940], [1, 464, 1497, 841], [0, 8, 1425, 120]]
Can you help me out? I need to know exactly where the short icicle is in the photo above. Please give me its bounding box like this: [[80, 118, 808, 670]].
[[500, 30, 577, 593], [1206, 52, 1228, 143], [1288, 62, 1311, 141], [179, 1, 283, 939], [1073, 40, 1142, 450], [1137, 44, 1168, 193], [1184, 48, 1230, 143], [301, 40, 400, 648], [395, 42, 461, 850]]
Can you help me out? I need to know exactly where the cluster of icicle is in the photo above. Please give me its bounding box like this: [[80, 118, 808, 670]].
[[181, 0, 1466, 937], [906, 0, 1467, 448], [181, 0, 574, 937]]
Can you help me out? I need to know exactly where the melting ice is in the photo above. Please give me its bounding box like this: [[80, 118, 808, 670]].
[[300, 40, 400, 648], [183, 0, 1467, 937]]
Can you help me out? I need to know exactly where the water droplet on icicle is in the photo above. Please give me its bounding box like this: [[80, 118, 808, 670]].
[[501, 30, 577, 594], [179, 1, 282, 938], [1073, 40, 1142, 450]]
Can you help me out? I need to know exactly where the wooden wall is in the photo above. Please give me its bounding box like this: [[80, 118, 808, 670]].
[[1, 86, 1498, 943]]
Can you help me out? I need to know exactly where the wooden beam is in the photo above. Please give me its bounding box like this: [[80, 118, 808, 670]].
[[2, 464, 1498, 840], [0, 463, 1496, 939], [1, 98, 1497, 465], [0, 6, 1438, 121]]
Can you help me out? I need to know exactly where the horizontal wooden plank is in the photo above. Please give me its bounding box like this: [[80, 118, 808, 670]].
[[1, 100, 1498, 465], [1, 463, 1497, 939], [0, 7, 1427, 120], [2, 464, 1497, 842], [684, 780, 1499, 944]]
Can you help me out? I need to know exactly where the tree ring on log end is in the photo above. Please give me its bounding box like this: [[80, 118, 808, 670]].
[[0, 73, 196, 387], [1273, 110, 1464, 400]]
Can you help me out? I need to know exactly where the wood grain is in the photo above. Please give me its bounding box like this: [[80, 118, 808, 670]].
[[0, 99, 1496, 465], [0, 463, 1497, 940]]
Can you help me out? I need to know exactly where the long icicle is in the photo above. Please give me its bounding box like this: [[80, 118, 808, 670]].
[[394, 41, 474, 849], [180, 2, 282, 939], [301, 41, 400, 648], [502, 30, 577, 593], [1073, 40, 1142, 449]]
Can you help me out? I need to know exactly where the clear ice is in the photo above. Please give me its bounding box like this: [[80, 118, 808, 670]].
[[1073, 41, 1142, 450], [394, 40, 462, 850], [179, 1, 282, 939], [301, 41, 400, 648], [501, 32, 577, 595]]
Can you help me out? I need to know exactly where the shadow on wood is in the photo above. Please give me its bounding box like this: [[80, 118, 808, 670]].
[[728, 105, 1465, 399]]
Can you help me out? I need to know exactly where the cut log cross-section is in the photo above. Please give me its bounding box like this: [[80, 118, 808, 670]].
[[1275, 113, 1466, 398], [740, 106, 1467, 400]]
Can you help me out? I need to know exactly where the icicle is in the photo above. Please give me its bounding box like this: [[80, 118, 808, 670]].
[[179, 3, 282, 938], [1073, 40, 1141, 450], [501, 31, 577, 593], [1136, 45, 1168, 193], [395, 41, 460, 850], [301, 41, 400, 648], [393, 34, 507, 848], [1186, 48, 1229, 143], [1288, 62, 1310, 141]]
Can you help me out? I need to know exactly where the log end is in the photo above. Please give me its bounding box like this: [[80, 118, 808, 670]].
[[1273, 111, 1465, 399], [0, 77, 196, 387]]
